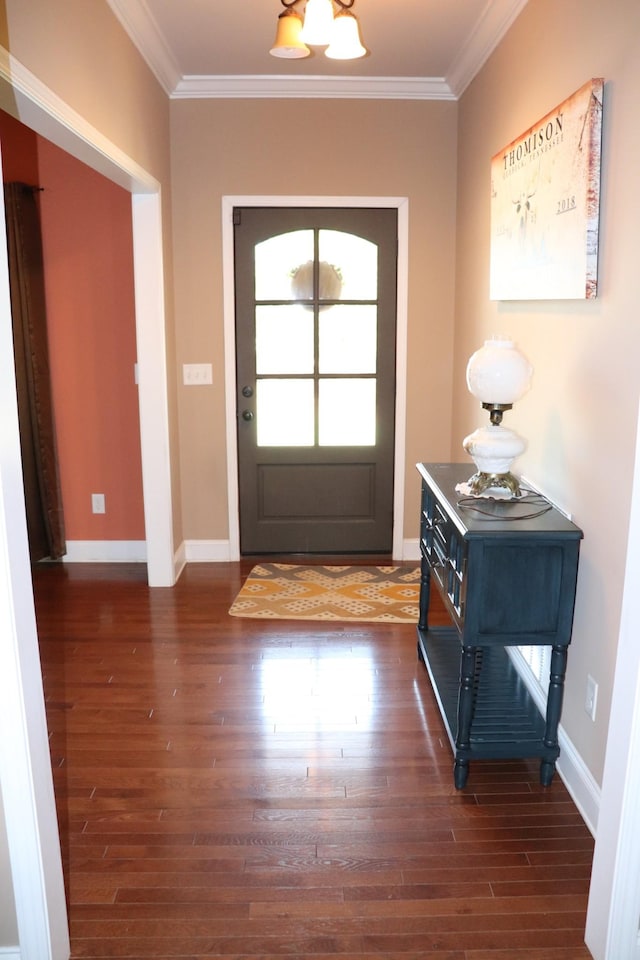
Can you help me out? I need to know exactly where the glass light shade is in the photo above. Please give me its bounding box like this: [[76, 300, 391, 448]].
[[466, 337, 532, 405], [270, 10, 310, 58], [325, 10, 366, 59], [300, 0, 335, 45], [463, 425, 527, 476]]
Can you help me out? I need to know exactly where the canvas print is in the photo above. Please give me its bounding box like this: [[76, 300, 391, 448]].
[[490, 78, 604, 300]]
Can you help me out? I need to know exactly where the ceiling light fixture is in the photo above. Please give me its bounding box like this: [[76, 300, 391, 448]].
[[270, 0, 367, 61]]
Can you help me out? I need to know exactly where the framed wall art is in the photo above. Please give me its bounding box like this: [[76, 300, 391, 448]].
[[490, 78, 604, 301]]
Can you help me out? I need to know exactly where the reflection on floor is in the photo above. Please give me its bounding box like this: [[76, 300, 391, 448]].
[[33, 559, 594, 959]]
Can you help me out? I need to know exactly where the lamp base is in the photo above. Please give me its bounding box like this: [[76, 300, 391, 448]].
[[465, 470, 522, 498]]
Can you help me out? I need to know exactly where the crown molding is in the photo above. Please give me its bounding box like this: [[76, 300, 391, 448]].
[[172, 75, 455, 100], [106, 0, 181, 95], [106, 0, 528, 101], [447, 0, 529, 98]]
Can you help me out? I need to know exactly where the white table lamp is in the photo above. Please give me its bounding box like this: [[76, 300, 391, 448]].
[[462, 336, 533, 497]]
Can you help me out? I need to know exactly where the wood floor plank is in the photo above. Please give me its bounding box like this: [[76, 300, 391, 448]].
[[68, 911, 590, 938], [33, 560, 594, 959]]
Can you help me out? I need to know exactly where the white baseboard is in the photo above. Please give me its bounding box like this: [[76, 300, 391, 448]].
[[61, 540, 422, 565], [62, 540, 146, 562], [61, 540, 232, 575], [555, 722, 601, 836], [179, 539, 421, 564], [0, 947, 21, 959], [402, 538, 421, 562], [183, 540, 233, 562]]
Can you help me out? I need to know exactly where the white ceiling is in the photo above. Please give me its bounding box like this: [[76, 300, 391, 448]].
[[106, 0, 528, 100]]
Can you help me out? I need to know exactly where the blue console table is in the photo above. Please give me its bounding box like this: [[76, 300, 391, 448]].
[[416, 462, 582, 789]]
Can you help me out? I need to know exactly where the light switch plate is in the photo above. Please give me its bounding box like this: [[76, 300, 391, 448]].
[[183, 363, 213, 385]]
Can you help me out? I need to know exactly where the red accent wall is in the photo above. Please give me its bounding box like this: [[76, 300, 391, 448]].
[[0, 111, 145, 542]]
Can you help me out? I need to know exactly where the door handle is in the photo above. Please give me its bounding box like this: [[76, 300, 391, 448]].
[[241, 409, 254, 422]]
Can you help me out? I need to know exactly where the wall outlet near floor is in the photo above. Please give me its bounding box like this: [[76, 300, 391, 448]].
[[91, 493, 106, 514], [585, 674, 598, 721]]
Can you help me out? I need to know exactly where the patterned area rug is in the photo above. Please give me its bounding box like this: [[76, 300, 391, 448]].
[[228, 563, 420, 623]]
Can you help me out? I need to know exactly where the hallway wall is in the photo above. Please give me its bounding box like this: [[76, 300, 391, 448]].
[[169, 97, 459, 543]]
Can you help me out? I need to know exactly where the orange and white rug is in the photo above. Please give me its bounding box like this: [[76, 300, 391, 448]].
[[228, 563, 420, 623]]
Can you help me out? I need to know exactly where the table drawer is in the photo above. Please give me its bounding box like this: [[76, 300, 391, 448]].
[[421, 490, 467, 626]]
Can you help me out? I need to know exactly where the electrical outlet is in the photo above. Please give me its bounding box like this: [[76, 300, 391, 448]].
[[585, 674, 598, 721], [91, 493, 106, 514]]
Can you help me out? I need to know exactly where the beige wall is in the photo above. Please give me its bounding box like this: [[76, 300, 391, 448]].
[[454, 0, 640, 784], [170, 98, 459, 540]]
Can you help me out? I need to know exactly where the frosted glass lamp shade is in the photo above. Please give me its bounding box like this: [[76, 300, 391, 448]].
[[326, 11, 366, 59], [466, 337, 532, 405], [462, 336, 533, 497], [300, 0, 335, 45], [463, 425, 527, 476], [270, 9, 310, 58]]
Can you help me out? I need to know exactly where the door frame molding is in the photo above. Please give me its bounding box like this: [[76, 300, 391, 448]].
[[221, 195, 409, 560], [585, 392, 640, 960], [0, 49, 175, 587]]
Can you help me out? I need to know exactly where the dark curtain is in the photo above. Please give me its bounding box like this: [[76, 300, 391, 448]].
[[4, 182, 66, 561]]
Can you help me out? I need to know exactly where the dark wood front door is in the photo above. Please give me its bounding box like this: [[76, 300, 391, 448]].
[[234, 206, 397, 554]]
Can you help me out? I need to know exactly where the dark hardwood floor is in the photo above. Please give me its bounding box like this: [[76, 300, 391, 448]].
[[33, 559, 594, 960]]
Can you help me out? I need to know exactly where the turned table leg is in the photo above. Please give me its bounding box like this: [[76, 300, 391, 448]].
[[454, 646, 477, 789], [540, 643, 568, 786]]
